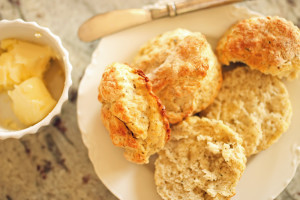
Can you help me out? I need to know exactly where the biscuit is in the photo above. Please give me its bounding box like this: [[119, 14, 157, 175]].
[[155, 116, 246, 200], [133, 29, 222, 124], [98, 63, 170, 164], [217, 16, 300, 79], [203, 67, 292, 156]]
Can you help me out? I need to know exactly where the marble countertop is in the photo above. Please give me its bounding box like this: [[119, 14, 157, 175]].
[[0, 0, 300, 199]]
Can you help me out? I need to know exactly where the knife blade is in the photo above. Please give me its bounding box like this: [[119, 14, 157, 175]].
[[78, 9, 152, 42], [78, 0, 249, 42]]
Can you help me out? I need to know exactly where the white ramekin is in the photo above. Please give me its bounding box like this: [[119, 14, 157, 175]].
[[0, 19, 72, 139]]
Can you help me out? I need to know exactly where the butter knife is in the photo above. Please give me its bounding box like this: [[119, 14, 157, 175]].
[[78, 0, 248, 42]]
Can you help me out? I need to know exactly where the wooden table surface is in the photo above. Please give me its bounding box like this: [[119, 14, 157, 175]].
[[0, 0, 300, 199]]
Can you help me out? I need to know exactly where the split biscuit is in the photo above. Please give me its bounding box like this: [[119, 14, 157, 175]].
[[217, 16, 300, 79], [133, 29, 222, 124], [155, 116, 246, 200], [98, 62, 170, 164], [203, 67, 292, 156]]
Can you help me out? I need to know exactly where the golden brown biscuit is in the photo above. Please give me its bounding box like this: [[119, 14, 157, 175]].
[[133, 29, 222, 124], [203, 67, 292, 156], [217, 16, 300, 79], [98, 63, 170, 164], [155, 117, 246, 200]]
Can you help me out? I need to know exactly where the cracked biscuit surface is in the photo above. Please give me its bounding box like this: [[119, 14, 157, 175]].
[[217, 16, 300, 79], [133, 29, 222, 124], [203, 67, 292, 156], [155, 116, 246, 200], [98, 63, 170, 164]]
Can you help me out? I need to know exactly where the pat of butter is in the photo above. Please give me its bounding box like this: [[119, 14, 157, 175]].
[[0, 39, 55, 91], [8, 77, 57, 126]]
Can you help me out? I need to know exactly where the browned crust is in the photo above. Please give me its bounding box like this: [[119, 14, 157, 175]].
[[98, 63, 171, 164], [166, 67, 222, 125], [98, 65, 119, 104], [134, 30, 223, 124], [150, 36, 210, 94], [124, 151, 148, 164], [176, 36, 209, 77], [135, 69, 171, 142], [101, 105, 138, 149], [217, 16, 300, 77]]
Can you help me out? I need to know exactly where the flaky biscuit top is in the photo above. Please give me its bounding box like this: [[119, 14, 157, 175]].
[[98, 63, 170, 164], [217, 16, 300, 79]]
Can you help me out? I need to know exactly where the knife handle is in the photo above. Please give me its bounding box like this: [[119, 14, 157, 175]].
[[150, 0, 248, 19]]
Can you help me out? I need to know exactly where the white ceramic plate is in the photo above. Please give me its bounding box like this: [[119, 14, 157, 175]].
[[77, 5, 300, 200]]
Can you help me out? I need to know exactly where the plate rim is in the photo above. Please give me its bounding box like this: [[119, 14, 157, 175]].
[[77, 4, 300, 200]]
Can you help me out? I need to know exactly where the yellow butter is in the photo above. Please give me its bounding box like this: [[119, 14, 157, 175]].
[[0, 53, 14, 90], [8, 77, 57, 126], [0, 39, 55, 91]]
